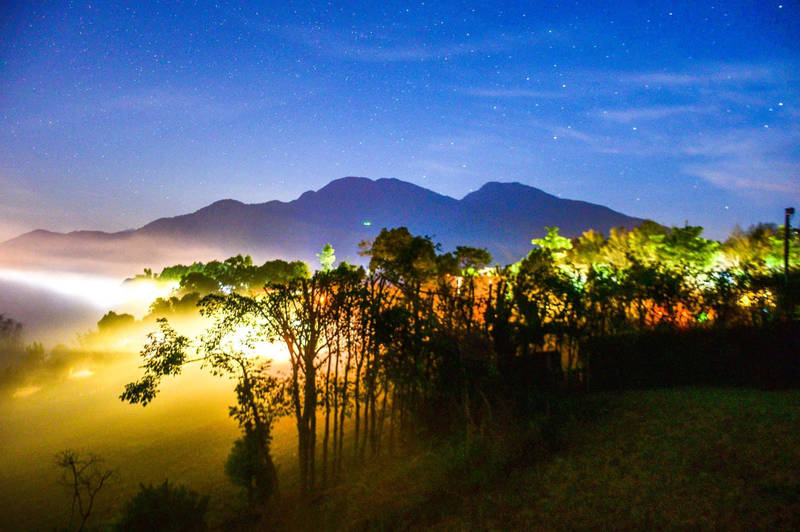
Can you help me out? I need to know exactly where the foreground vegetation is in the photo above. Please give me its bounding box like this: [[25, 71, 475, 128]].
[[1, 220, 798, 529], [2, 384, 796, 530], [277, 387, 800, 531], [118, 221, 798, 507]]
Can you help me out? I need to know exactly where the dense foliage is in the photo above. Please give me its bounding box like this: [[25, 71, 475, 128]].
[[120, 221, 799, 505], [130, 255, 309, 296]]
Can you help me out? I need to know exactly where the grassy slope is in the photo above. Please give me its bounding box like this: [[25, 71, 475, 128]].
[[290, 388, 800, 531], [3, 366, 798, 531]]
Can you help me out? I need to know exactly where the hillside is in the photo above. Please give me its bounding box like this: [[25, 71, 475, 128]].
[[282, 387, 800, 531], [0, 177, 644, 272]]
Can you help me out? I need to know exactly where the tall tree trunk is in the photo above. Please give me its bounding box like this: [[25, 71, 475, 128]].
[[304, 351, 317, 492], [331, 326, 341, 480], [322, 347, 332, 487], [337, 328, 352, 475]]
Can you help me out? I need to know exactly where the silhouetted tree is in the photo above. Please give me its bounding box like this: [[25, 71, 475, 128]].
[[55, 450, 114, 532], [120, 311, 286, 504], [97, 311, 135, 333], [258, 274, 333, 493], [0, 314, 23, 352]]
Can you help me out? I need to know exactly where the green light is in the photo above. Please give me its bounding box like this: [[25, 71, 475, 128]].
[[696, 312, 708, 323], [362, 221, 372, 226]]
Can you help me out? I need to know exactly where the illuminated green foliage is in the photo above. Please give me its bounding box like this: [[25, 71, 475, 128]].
[[532, 227, 573, 261], [139, 255, 310, 297], [317, 243, 336, 272]]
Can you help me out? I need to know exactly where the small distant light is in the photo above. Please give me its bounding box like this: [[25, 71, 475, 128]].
[[362, 221, 372, 226], [553, 135, 558, 140], [778, 102, 784, 106]]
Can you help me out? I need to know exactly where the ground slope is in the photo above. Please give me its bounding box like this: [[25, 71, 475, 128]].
[[294, 388, 800, 531]]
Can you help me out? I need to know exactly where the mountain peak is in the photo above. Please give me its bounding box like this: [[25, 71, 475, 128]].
[[204, 198, 245, 209], [294, 176, 456, 210], [302, 176, 376, 199], [461, 181, 555, 203]]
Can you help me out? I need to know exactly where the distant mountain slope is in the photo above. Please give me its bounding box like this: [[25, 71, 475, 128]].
[[0, 177, 644, 273]]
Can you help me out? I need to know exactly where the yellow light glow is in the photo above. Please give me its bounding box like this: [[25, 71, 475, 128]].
[[116, 336, 134, 348], [738, 289, 775, 310], [124, 279, 178, 304], [68, 368, 94, 379], [12, 386, 41, 398], [225, 325, 290, 362]]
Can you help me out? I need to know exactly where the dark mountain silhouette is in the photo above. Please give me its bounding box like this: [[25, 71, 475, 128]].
[[0, 177, 644, 273]]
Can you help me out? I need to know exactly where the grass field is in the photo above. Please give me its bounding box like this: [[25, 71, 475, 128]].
[[291, 387, 800, 531], [2, 355, 798, 531]]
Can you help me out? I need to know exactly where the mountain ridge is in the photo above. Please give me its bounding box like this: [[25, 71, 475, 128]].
[[0, 177, 645, 273]]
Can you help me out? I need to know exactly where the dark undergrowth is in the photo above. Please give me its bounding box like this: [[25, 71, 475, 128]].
[[243, 387, 799, 531]]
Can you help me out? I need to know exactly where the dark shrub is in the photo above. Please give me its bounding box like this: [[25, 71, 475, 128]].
[[116, 480, 208, 532]]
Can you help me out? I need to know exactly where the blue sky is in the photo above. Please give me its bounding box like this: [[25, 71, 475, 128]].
[[1, 0, 798, 241]]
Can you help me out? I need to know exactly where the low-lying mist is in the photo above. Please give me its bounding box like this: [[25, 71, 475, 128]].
[[0, 269, 174, 349], [0, 350, 251, 530], [0, 233, 233, 277], [0, 272, 294, 529], [0, 281, 291, 403]]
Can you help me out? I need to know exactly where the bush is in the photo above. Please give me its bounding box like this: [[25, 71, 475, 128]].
[[583, 322, 800, 390], [116, 480, 208, 532]]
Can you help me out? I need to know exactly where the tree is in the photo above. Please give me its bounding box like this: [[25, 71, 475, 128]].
[[55, 450, 114, 532], [226, 432, 272, 506], [177, 272, 220, 295], [365, 227, 438, 291], [317, 243, 336, 272], [0, 314, 23, 352], [120, 310, 285, 504], [97, 311, 135, 333], [660, 225, 719, 272], [225, 359, 287, 504], [532, 226, 573, 261], [454, 246, 492, 275], [257, 275, 333, 493], [116, 480, 208, 532]]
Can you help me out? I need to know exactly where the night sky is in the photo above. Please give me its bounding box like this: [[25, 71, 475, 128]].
[[1, 1, 798, 242]]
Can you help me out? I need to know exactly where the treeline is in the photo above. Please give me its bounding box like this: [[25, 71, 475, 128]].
[[0, 314, 23, 353], [81, 257, 310, 345], [129, 255, 308, 295], [119, 221, 799, 509]]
